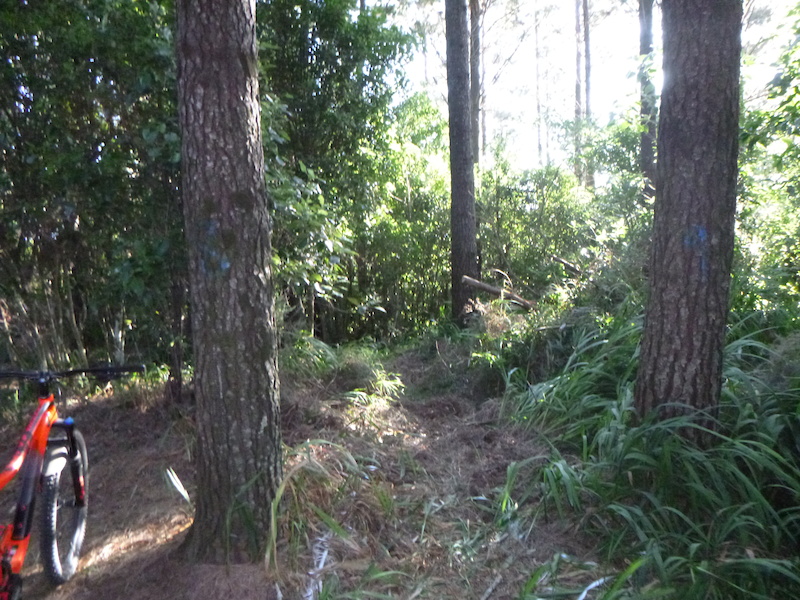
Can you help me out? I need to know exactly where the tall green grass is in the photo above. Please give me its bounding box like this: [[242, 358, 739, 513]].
[[501, 318, 642, 440], [501, 315, 800, 599]]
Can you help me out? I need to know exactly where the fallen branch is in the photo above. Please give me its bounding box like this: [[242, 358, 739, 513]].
[[461, 276, 535, 311], [551, 255, 582, 276]]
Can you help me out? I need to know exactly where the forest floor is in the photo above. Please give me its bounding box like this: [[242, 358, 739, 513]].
[[16, 338, 602, 600]]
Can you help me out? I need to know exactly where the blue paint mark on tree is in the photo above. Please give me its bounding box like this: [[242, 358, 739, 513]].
[[199, 219, 232, 275], [684, 225, 710, 280]]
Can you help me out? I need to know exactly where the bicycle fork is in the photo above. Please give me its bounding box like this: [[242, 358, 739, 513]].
[[50, 418, 86, 508]]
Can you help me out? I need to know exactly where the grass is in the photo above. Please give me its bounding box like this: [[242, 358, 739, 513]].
[[270, 330, 579, 599], [271, 311, 800, 599], [495, 313, 800, 599], [500, 318, 641, 440], [269, 337, 439, 597], [265, 440, 378, 579]]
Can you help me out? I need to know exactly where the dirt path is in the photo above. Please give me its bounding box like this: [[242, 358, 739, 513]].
[[21, 391, 201, 599], [18, 344, 594, 599]]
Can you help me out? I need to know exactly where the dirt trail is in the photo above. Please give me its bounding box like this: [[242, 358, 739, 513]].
[[17, 344, 592, 600]]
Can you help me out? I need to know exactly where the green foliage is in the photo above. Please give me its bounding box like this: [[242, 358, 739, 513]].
[[479, 158, 593, 295], [264, 95, 352, 330], [734, 122, 800, 327], [258, 0, 446, 341], [1, 0, 426, 362], [349, 93, 451, 338], [276, 89, 452, 341], [280, 332, 341, 377], [589, 112, 651, 226], [258, 0, 410, 180], [734, 9, 800, 329], [501, 318, 641, 438], [499, 314, 800, 599], [0, 0, 182, 367], [565, 114, 653, 316]]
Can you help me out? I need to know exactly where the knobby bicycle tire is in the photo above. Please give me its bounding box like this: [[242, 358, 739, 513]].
[[39, 429, 88, 585]]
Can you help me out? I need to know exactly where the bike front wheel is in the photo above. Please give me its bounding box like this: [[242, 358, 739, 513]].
[[40, 429, 88, 585]]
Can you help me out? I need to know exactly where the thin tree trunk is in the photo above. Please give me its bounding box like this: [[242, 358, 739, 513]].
[[583, 0, 591, 123], [535, 2, 544, 165], [445, 0, 479, 322], [469, 0, 481, 166], [469, 0, 483, 277], [43, 280, 68, 367], [165, 274, 186, 404], [574, 0, 583, 183], [639, 0, 657, 201], [62, 275, 88, 367], [480, 60, 487, 159], [582, 0, 595, 189]]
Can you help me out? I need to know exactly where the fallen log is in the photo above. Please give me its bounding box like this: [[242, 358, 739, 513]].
[[461, 275, 536, 310]]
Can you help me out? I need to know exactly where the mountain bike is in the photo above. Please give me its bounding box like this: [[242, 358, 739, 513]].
[[0, 365, 144, 600]]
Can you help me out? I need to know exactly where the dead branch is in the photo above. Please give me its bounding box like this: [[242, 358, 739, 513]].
[[461, 276, 535, 310], [551, 255, 582, 276]]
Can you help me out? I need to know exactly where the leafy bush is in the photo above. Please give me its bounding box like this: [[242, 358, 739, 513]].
[[479, 160, 594, 296]]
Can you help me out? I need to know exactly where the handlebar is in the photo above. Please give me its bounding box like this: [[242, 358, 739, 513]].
[[0, 365, 145, 386]]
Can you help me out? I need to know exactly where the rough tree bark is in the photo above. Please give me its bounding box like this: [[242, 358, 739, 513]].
[[176, 0, 282, 561], [445, 0, 479, 321], [635, 0, 742, 430]]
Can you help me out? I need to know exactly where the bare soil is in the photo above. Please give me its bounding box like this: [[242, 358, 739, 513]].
[[15, 341, 596, 600]]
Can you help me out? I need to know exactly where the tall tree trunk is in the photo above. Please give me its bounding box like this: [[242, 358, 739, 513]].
[[469, 0, 483, 277], [639, 0, 657, 201], [582, 0, 591, 123], [534, 3, 551, 165], [469, 0, 481, 166], [176, 0, 282, 562], [574, 0, 583, 183], [635, 0, 742, 431], [534, 3, 544, 165], [582, 0, 595, 189], [445, 0, 479, 322]]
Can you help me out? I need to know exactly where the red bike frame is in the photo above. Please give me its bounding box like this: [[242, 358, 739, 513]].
[[0, 390, 73, 589], [0, 364, 141, 598]]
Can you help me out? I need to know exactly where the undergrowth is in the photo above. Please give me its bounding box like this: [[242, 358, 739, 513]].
[[275, 308, 800, 599], [496, 311, 800, 599], [274, 326, 570, 599]]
